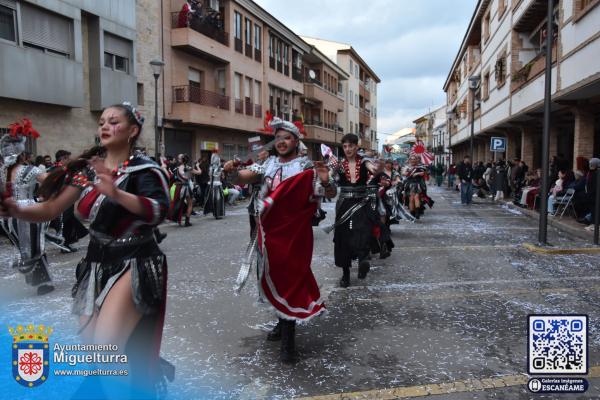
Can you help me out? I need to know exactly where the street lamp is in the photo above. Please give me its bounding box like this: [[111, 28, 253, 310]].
[[468, 75, 481, 162], [150, 59, 165, 158]]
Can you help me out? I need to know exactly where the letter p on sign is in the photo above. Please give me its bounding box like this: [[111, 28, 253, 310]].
[[490, 137, 506, 152]]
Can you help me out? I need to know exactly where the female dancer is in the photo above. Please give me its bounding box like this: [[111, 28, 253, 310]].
[[0, 121, 54, 295], [0, 103, 170, 396], [203, 151, 225, 219], [403, 155, 427, 219], [169, 153, 199, 226]]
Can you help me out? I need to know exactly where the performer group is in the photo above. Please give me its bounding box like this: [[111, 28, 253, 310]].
[[0, 107, 436, 393]]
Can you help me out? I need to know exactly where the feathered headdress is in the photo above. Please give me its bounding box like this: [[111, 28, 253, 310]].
[[2, 118, 40, 167], [7, 118, 40, 139]]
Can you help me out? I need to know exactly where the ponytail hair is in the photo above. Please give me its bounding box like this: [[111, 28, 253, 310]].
[[38, 146, 105, 199]]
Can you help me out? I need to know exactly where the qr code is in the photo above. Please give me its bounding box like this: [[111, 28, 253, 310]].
[[528, 315, 587, 375]]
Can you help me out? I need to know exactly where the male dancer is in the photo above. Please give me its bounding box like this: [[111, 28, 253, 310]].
[[327, 133, 378, 288], [224, 118, 336, 362]]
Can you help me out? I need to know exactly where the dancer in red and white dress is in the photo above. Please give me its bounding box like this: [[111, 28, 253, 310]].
[[224, 117, 336, 363]]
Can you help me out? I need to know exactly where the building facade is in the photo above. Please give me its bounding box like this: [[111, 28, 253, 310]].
[[444, 0, 600, 169], [413, 105, 448, 165], [301, 36, 381, 151], [162, 0, 311, 162], [0, 0, 162, 157]]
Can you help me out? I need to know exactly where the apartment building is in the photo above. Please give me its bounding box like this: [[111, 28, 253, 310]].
[[163, 0, 311, 161], [0, 0, 162, 157], [413, 105, 447, 165], [299, 46, 349, 158], [444, 0, 600, 169], [301, 36, 381, 151]]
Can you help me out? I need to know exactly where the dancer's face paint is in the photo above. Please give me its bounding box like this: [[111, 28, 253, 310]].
[[97, 107, 135, 149], [274, 130, 297, 157], [342, 142, 358, 159]]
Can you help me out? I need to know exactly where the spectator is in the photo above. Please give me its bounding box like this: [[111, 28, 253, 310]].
[[494, 161, 508, 201], [547, 169, 574, 214], [457, 156, 474, 205], [448, 163, 457, 190], [575, 158, 599, 225]]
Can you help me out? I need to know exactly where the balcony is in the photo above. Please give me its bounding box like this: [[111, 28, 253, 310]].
[[359, 83, 371, 102], [511, 43, 557, 93], [173, 85, 229, 110], [234, 38, 243, 53], [254, 49, 261, 62], [303, 122, 337, 144], [359, 109, 371, 126], [244, 98, 253, 116], [303, 82, 344, 110], [254, 104, 262, 118], [171, 12, 228, 47]]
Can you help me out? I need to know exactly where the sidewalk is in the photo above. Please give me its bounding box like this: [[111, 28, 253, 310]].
[[437, 182, 597, 243]]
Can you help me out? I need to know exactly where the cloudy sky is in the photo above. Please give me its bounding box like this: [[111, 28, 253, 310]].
[[254, 0, 477, 143]]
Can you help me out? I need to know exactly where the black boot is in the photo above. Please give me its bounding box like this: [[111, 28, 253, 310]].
[[339, 267, 350, 288], [379, 242, 391, 259], [266, 320, 282, 341], [37, 284, 55, 296], [184, 216, 192, 227], [358, 260, 370, 279], [280, 320, 297, 363]]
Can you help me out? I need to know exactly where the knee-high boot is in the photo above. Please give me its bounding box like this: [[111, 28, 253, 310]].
[[280, 319, 297, 363]]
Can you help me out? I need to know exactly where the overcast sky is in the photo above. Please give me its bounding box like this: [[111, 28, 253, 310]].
[[254, 0, 477, 143]]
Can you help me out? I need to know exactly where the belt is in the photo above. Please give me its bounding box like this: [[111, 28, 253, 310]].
[[339, 186, 378, 199], [89, 229, 155, 247]]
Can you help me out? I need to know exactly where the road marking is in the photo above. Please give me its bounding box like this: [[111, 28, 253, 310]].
[[523, 243, 600, 255], [329, 275, 600, 294], [388, 244, 518, 251], [298, 366, 600, 399]]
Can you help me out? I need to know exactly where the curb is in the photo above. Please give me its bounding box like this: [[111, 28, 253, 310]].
[[522, 243, 600, 255]]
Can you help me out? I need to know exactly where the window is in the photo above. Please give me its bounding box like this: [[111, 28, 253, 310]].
[[104, 32, 132, 73], [355, 123, 358, 133], [188, 68, 202, 89], [495, 52, 507, 87], [209, 0, 220, 11], [21, 2, 73, 57], [0, 3, 17, 43], [254, 25, 261, 50], [349, 90, 353, 105], [338, 82, 343, 94], [482, 70, 490, 101], [245, 18, 251, 45], [355, 94, 358, 108], [222, 143, 235, 160], [349, 59, 353, 73], [574, 0, 599, 20], [216, 69, 226, 95], [483, 10, 491, 42], [355, 65, 359, 78], [234, 12, 242, 39], [137, 83, 144, 106], [234, 73, 242, 100], [498, 0, 506, 19], [254, 80, 261, 104]]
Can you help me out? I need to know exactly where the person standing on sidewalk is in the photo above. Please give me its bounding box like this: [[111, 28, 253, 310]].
[[494, 160, 508, 202], [457, 156, 474, 205]]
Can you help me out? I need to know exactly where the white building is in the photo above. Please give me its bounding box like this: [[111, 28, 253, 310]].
[[301, 36, 381, 151], [444, 0, 600, 169]]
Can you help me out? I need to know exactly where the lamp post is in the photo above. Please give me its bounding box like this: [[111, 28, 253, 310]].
[[149, 59, 165, 158], [538, 0, 555, 245], [468, 75, 481, 162]]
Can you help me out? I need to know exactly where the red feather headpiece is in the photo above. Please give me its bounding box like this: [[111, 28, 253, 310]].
[[7, 118, 40, 139]]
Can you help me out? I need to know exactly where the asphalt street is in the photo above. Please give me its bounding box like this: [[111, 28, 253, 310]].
[[2, 184, 600, 399]]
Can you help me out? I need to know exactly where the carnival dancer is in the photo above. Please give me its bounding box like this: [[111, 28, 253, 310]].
[[403, 155, 428, 219], [0, 103, 171, 396], [0, 119, 54, 295], [168, 153, 199, 227], [224, 117, 336, 363], [204, 151, 225, 219], [326, 133, 379, 288], [47, 150, 89, 253]]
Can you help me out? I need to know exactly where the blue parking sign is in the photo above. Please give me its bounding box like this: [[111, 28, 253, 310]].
[[490, 137, 506, 152]]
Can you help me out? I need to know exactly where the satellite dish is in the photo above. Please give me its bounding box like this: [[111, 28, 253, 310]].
[[308, 70, 316, 80]]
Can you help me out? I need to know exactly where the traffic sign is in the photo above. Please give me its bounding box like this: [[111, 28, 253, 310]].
[[490, 137, 506, 152]]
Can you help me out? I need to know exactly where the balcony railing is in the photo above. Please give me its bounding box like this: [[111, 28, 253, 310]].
[[173, 85, 230, 110], [245, 43, 252, 58], [171, 12, 228, 46], [269, 57, 275, 69], [254, 49, 261, 62], [244, 98, 253, 116], [234, 99, 243, 113], [234, 37, 243, 53], [277, 61, 283, 73], [284, 65, 289, 76], [254, 104, 262, 118]]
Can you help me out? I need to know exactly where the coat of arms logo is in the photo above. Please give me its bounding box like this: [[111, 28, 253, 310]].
[[9, 324, 52, 387]]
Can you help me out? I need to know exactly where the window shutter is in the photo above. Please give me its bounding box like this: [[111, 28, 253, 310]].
[[104, 32, 131, 58], [21, 3, 72, 54], [188, 68, 201, 83]]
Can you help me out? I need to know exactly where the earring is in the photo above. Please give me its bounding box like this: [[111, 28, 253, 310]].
[[128, 136, 132, 144]]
